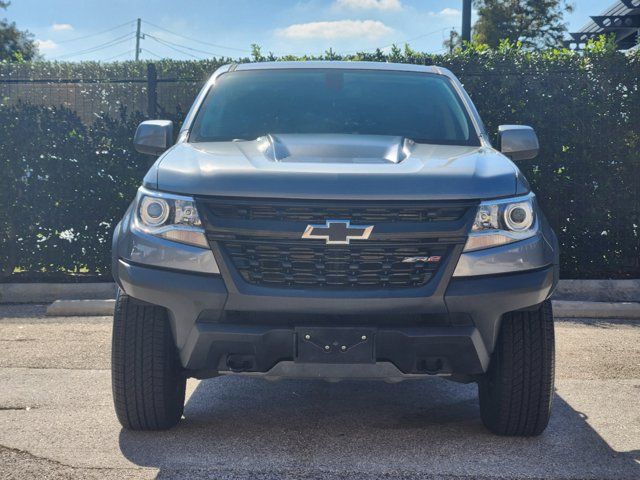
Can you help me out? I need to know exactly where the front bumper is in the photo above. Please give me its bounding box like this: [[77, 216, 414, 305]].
[[115, 258, 556, 379], [113, 196, 558, 380]]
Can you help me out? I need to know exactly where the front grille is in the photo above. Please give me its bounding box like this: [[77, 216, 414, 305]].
[[221, 239, 451, 289], [199, 197, 473, 290], [212, 201, 468, 223]]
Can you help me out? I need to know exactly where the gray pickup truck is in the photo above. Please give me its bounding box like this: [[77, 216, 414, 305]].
[[111, 61, 559, 436]]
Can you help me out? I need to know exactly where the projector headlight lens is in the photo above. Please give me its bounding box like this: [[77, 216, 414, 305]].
[[134, 187, 208, 248], [139, 197, 170, 226], [464, 194, 537, 252], [504, 203, 534, 231]]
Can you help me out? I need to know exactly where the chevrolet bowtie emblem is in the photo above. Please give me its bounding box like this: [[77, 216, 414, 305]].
[[302, 220, 374, 245]]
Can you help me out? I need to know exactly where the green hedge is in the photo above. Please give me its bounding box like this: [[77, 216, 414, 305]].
[[1, 41, 639, 280]]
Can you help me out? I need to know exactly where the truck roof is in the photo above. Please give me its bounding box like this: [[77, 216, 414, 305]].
[[232, 61, 443, 74]]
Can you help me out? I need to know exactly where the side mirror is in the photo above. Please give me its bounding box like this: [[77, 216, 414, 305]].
[[134, 120, 174, 156], [497, 125, 539, 161]]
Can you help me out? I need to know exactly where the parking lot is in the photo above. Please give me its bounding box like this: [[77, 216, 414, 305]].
[[0, 304, 638, 480]]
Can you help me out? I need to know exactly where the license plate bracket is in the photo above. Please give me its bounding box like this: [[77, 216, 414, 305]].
[[295, 327, 375, 364]]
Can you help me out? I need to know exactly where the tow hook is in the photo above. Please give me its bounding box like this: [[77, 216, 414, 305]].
[[226, 354, 256, 372]]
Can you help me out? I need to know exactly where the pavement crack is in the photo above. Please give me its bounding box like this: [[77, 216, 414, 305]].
[[1, 444, 71, 467], [0, 444, 149, 473]]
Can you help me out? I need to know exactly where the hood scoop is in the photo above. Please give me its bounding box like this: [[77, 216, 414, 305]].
[[257, 134, 414, 164]]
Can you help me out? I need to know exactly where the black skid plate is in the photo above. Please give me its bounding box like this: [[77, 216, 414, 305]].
[[295, 327, 375, 364]]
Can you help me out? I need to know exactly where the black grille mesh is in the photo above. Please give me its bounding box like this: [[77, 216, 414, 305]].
[[212, 202, 468, 223], [221, 239, 450, 289]]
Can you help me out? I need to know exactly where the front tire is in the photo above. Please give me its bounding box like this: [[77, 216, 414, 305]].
[[479, 300, 555, 436], [111, 289, 186, 430]]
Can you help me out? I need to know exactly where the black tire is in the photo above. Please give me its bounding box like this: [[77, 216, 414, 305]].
[[478, 300, 555, 436], [111, 289, 186, 430]]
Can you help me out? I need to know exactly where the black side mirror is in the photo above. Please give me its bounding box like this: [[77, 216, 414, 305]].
[[497, 125, 539, 161], [134, 120, 174, 156]]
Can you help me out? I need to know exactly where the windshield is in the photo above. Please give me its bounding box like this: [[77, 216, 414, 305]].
[[190, 68, 480, 146]]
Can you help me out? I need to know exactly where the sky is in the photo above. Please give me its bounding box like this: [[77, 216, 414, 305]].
[[5, 0, 608, 61]]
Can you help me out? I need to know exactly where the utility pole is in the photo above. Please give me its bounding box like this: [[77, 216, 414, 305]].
[[449, 30, 455, 54], [461, 0, 472, 44], [135, 18, 142, 61]]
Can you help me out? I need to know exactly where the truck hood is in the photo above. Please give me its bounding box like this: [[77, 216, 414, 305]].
[[146, 134, 524, 200]]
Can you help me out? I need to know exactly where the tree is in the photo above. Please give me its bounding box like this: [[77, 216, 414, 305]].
[[0, 1, 38, 61], [250, 44, 264, 62], [473, 0, 573, 49]]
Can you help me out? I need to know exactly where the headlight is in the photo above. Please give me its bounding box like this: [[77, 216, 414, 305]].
[[139, 196, 170, 226], [133, 187, 209, 248], [464, 193, 537, 252]]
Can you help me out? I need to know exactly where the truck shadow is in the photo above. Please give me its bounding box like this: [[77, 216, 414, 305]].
[[119, 376, 640, 479]]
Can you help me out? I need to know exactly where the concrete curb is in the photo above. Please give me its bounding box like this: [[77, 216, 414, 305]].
[[46, 299, 116, 317], [554, 279, 640, 302], [553, 300, 640, 319], [1, 283, 116, 304], [43, 298, 640, 319]]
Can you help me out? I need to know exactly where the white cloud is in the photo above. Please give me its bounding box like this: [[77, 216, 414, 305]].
[[52, 23, 74, 31], [438, 8, 461, 16], [333, 0, 403, 11], [426, 7, 461, 17], [277, 20, 393, 40], [35, 39, 58, 52]]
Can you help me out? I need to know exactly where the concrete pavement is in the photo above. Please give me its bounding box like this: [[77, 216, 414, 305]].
[[0, 306, 638, 479]]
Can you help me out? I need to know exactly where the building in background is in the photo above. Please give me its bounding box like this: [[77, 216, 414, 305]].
[[566, 0, 639, 50]]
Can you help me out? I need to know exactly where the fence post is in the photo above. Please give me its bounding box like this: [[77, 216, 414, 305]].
[[147, 62, 157, 118]]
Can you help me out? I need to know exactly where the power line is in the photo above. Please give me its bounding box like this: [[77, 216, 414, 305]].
[[54, 20, 136, 44], [145, 34, 225, 58], [145, 33, 225, 56], [53, 33, 135, 59], [142, 19, 250, 52], [146, 35, 203, 59], [377, 27, 454, 52], [141, 48, 165, 59], [51, 33, 136, 59], [103, 49, 136, 61]]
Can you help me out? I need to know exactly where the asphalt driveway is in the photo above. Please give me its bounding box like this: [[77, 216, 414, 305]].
[[0, 305, 638, 479]]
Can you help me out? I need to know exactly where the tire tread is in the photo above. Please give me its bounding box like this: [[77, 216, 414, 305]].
[[479, 300, 555, 436], [111, 290, 186, 430]]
